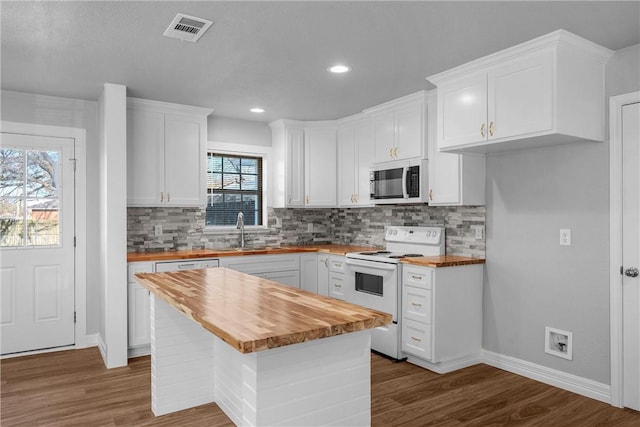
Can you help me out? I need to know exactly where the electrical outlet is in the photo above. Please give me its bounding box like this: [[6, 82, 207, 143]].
[[154, 224, 162, 237], [475, 226, 484, 240], [560, 229, 571, 246]]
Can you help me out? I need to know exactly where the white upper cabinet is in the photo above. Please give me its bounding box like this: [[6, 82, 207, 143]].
[[127, 98, 212, 206], [304, 126, 337, 207], [428, 30, 614, 154], [337, 116, 374, 207], [365, 92, 426, 163], [426, 90, 486, 206], [269, 120, 337, 208]]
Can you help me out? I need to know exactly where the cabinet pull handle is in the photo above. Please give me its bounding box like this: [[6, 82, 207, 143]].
[[335, 262, 342, 267], [489, 121, 495, 137], [480, 123, 486, 138], [324, 259, 329, 268], [411, 302, 422, 307], [389, 148, 393, 158], [411, 275, 423, 280], [411, 336, 422, 342], [167, 192, 171, 203], [355, 194, 359, 203], [160, 192, 164, 202], [394, 147, 399, 157], [306, 194, 309, 205], [429, 189, 433, 201], [335, 284, 342, 288]]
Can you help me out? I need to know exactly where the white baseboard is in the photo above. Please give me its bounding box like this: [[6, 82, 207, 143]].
[[128, 345, 150, 358], [482, 349, 611, 404], [84, 333, 99, 348], [406, 353, 483, 374], [97, 334, 107, 366]]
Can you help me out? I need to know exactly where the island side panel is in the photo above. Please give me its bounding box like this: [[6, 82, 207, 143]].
[[150, 295, 215, 416], [214, 330, 372, 426]]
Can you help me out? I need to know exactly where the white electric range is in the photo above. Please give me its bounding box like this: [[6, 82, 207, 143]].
[[344, 226, 445, 359]]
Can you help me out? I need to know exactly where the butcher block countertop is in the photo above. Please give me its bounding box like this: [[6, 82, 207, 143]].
[[134, 267, 392, 354], [401, 255, 486, 268], [127, 244, 380, 262]]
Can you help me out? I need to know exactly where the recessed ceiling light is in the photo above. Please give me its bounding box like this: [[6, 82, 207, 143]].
[[250, 107, 265, 113], [328, 64, 351, 74]]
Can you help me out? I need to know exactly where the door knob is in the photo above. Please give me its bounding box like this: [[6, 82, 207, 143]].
[[624, 267, 639, 278]]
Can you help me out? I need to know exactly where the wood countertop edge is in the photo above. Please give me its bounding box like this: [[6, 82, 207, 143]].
[[127, 245, 382, 262], [401, 256, 486, 268], [134, 271, 391, 354]]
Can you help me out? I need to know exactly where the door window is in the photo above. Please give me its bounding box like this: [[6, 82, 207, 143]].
[[0, 148, 62, 247]]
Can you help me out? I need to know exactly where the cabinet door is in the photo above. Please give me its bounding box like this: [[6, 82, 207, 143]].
[[300, 254, 318, 293], [127, 109, 165, 205], [317, 255, 330, 296], [164, 114, 205, 206], [373, 111, 396, 163], [394, 103, 423, 160], [355, 119, 374, 206], [128, 282, 151, 347], [488, 49, 553, 140], [263, 271, 300, 288], [304, 127, 337, 207], [438, 73, 487, 149], [285, 127, 305, 207], [337, 125, 357, 206]]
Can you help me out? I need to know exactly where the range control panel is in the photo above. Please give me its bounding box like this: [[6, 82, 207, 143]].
[[384, 226, 444, 245]]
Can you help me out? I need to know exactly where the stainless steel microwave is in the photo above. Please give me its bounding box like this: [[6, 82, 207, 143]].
[[370, 158, 428, 204]]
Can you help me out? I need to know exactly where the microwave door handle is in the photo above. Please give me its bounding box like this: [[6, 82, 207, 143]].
[[402, 167, 408, 198], [346, 258, 397, 271]]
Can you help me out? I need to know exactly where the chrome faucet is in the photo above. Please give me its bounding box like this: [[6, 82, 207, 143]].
[[236, 211, 245, 248]]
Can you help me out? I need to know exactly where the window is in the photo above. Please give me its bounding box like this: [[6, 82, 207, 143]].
[[206, 153, 263, 226], [0, 148, 61, 247]]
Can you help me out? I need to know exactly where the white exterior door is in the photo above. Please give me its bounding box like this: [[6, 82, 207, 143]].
[[1, 133, 76, 355], [622, 101, 640, 411]]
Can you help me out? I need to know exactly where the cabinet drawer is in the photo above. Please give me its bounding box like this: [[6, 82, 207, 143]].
[[329, 256, 346, 273], [402, 319, 432, 360], [127, 262, 155, 282], [403, 285, 432, 324], [329, 272, 345, 300], [403, 265, 433, 289]]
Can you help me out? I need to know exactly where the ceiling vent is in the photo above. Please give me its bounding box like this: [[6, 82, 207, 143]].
[[163, 13, 213, 43]]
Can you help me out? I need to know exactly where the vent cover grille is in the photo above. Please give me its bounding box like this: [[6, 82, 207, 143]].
[[163, 13, 213, 43]]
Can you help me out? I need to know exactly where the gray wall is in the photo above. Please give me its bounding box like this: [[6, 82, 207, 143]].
[[208, 115, 271, 146], [1, 90, 100, 336], [483, 44, 640, 385]]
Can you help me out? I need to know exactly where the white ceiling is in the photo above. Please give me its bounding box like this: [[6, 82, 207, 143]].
[[2, 1, 639, 123]]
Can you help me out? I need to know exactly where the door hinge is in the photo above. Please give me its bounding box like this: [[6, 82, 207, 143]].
[[621, 265, 624, 275], [74, 236, 77, 247], [74, 312, 77, 323]]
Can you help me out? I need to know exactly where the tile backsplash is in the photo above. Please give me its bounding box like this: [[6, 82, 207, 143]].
[[127, 205, 485, 258]]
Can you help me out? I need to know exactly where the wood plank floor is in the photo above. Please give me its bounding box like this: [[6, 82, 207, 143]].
[[1, 347, 639, 426]]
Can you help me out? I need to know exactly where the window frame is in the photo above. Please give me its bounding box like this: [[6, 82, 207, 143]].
[[204, 142, 269, 232]]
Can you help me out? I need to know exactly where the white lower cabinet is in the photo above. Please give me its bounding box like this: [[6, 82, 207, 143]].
[[127, 262, 154, 357], [300, 253, 319, 293], [328, 255, 347, 300], [220, 254, 301, 288], [401, 263, 483, 372], [317, 253, 330, 296]]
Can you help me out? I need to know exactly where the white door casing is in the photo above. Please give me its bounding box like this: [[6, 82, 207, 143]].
[[0, 133, 75, 354], [0, 121, 87, 356], [610, 92, 640, 410]]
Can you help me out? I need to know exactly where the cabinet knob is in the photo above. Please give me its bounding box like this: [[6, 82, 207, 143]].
[[480, 123, 486, 138], [489, 121, 495, 137]]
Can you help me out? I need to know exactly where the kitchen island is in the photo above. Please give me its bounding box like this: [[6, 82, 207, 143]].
[[134, 267, 391, 426]]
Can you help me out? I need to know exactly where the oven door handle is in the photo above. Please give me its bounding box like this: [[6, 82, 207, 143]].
[[345, 258, 397, 271]]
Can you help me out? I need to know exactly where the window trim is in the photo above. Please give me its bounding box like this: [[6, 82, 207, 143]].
[[205, 141, 270, 231]]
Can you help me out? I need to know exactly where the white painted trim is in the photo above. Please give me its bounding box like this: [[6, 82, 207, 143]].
[[0, 121, 88, 354], [127, 97, 213, 117], [609, 91, 640, 408], [98, 333, 107, 363], [406, 353, 483, 374], [482, 350, 611, 404]]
